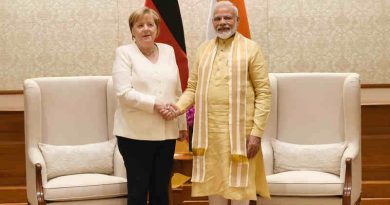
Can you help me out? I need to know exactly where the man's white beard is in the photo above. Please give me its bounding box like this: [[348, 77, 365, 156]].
[[216, 24, 237, 39]]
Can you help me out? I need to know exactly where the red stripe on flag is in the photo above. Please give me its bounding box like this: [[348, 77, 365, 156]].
[[145, 0, 189, 90]]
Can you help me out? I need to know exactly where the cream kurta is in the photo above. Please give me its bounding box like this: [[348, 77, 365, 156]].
[[177, 35, 271, 200]]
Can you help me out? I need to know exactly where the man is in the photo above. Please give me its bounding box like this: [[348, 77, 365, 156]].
[[163, 1, 271, 204]]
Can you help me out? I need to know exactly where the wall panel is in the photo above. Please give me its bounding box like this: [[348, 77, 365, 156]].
[[1, 1, 390, 86]]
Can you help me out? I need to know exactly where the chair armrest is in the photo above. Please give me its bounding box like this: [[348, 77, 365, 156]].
[[261, 137, 274, 175], [26, 147, 47, 205], [340, 143, 359, 182], [113, 145, 126, 178], [27, 147, 48, 184], [35, 163, 46, 205], [343, 158, 352, 205], [340, 142, 362, 205]]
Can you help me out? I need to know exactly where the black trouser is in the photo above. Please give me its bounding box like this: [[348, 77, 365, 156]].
[[117, 136, 176, 205]]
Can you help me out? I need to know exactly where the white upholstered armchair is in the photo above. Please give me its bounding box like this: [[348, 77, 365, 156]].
[[24, 76, 127, 205], [258, 73, 361, 205]]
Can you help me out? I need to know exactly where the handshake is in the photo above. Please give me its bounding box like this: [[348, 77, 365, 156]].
[[154, 101, 182, 120]]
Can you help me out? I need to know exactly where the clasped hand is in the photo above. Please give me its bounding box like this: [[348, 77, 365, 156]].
[[154, 102, 187, 141], [154, 101, 181, 120]]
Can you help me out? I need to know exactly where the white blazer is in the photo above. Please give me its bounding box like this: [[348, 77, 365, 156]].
[[112, 43, 187, 141]]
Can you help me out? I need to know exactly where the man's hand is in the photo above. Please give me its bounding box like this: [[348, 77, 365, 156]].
[[178, 130, 189, 142], [246, 135, 261, 159], [155, 100, 174, 120], [159, 104, 181, 120]]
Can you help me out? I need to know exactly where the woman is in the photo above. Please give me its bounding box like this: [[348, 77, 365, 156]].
[[112, 7, 187, 205]]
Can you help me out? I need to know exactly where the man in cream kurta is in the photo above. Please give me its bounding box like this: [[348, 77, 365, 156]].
[[169, 2, 271, 205]]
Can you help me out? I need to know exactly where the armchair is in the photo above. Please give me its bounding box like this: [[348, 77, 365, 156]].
[[258, 73, 361, 205], [24, 76, 127, 205]]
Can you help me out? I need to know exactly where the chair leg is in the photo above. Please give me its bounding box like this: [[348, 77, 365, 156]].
[[342, 158, 352, 205], [35, 163, 46, 205], [354, 194, 361, 205]]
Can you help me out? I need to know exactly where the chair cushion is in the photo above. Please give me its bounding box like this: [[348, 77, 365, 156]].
[[267, 171, 343, 196], [258, 196, 342, 205], [46, 198, 127, 205], [39, 138, 116, 179], [272, 139, 347, 175], [44, 173, 127, 201]]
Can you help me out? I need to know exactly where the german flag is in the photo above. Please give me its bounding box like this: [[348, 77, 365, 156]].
[[145, 0, 189, 90]]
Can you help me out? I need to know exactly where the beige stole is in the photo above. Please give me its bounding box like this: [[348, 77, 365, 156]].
[[191, 33, 249, 187]]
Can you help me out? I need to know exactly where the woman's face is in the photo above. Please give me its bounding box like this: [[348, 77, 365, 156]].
[[131, 14, 157, 45]]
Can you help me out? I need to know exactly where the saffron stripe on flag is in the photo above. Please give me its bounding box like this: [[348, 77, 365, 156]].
[[231, 0, 251, 39]]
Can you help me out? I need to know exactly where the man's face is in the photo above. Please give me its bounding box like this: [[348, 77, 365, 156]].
[[212, 6, 238, 39]]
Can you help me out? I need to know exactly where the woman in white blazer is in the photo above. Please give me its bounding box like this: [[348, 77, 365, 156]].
[[112, 7, 187, 205]]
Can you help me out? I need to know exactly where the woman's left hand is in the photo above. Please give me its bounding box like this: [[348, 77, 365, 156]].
[[178, 130, 189, 142]]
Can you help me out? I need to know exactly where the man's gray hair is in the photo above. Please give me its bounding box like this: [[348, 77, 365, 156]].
[[214, 1, 239, 18]]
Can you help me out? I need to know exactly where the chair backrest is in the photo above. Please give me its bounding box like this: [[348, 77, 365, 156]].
[[24, 76, 117, 146], [265, 73, 360, 145]]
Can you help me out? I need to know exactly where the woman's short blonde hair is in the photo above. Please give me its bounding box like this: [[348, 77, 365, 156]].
[[128, 7, 161, 37]]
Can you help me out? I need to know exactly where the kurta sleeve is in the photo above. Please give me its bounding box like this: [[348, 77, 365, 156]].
[[176, 74, 188, 130], [112, 47, 156, 113], [248, 44, 271, 137], [175, 46, 202, 113], [170, 47, 188, 131]]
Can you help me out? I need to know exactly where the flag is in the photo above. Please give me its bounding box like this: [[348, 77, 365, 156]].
[[206, 0, 251, 40], [145, 0, 189, 90]]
